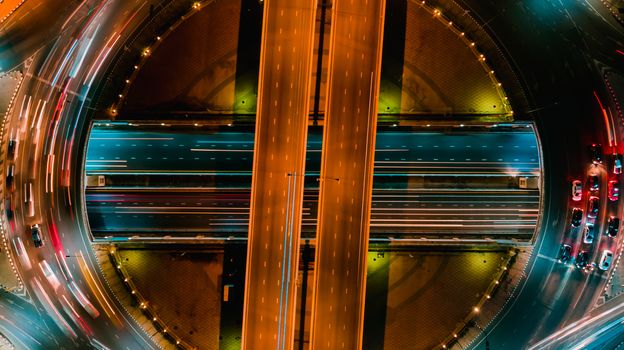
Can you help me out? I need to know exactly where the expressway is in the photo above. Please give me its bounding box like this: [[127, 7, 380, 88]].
[[241, 0, 316, 349], [4, 0, 621, 348], [309, 0, 386, 348], [86, 124, 539, 240], [86, 187, 538, 239], [2, 0, 168, 348], [85, 124, 540, 176], [85, 125, 539, 240]]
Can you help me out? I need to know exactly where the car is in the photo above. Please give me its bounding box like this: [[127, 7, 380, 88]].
[[576, 250, 591, 269], [607, 216, 620, 237], [557, 244, 572, 264], [609, 180, 619, 201], [599, 250, 614, 271], [571, 208, 583, 227], [6, 135, 17, 160], [5, 196, 13, 220], [572, 180, 582, 201], [590, 143, 603, 164], [31, 224, 43, 248], [583, 223, 595, 244], [589, 174, 600, 192], [614, 154, 622, 174], [5, 164, 14, 192], [24, 182, 34, 218], [587, 196, 599, 218]]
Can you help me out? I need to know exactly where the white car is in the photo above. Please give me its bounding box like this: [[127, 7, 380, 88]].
[[582, 223, 595, 244], [572, 180, 582, 201], [599, 250, 613, 271]]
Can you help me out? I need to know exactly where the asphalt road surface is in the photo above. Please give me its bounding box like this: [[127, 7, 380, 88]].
[[86, 125, 540, 240], [309, 0, 386, 348], [240, 0, 317, 349], [85, 124, 540, 176], [86, 187, 538, 240]]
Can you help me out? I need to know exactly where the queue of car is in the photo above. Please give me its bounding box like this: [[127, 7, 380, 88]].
[[560, 144, 619, 272]]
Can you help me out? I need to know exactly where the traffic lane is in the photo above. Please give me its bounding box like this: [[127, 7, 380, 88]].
[[241, 0, 317, 347], [562, 269, 611, 323], [16, 0, 166, 347], [87, 202, 536, 235], [89, 126, 539, 154], [86, 188, 537, 234], [475, 255, 555, 349], [457, 0, 617, 346], [85, 158, 540, 177], [524, 261, 602, 344], [528, 269, 611, 348], [0, 0, 85, 72], [310, 0, 385, 347], [530, 294, 624, 349], [0, 290, 64, 349], [86, 128, 539, 173]]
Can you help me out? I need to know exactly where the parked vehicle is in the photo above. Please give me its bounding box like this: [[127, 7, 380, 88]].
[[607, 216, 620, 237], [599, 250, 614, 271], [557, 244, 572, 264], [572, 180, 582, 201], [589, 174, 600, 192], [609, 180, 620, 201], [613, 154, 622, 174], [583, 223, 595, 244], [587, 196, 599, 218], [590, 143, 603, 164], [576, 251, 591, 270], [571, 208, 583, 227]]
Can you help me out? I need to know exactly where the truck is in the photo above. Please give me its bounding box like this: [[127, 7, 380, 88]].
[[518, 176, 539, 189]]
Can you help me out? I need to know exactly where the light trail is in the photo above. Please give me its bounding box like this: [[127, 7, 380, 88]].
[[75, 251, 121, 329], [594, 90, 616, 147], [89, 137, 174, 140]]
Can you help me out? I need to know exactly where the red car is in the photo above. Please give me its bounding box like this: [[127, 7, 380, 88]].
[[609, 180, 620, 202]]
